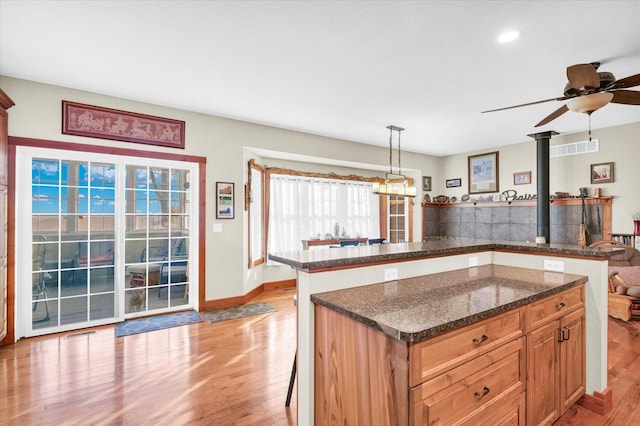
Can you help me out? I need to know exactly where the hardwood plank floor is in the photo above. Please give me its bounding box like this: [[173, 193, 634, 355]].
[[0, 288, 298, 425], [1, 287, 639, 425]]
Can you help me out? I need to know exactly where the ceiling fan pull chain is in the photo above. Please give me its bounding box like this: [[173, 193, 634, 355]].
[[588, 113, 592, 141]]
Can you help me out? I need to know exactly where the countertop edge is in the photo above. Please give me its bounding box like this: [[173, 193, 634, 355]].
[[311, 275, 588, 344], [269, 240, 619, 271]]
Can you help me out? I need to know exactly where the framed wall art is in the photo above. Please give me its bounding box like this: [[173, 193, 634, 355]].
[[468, 151, 499, 194], [62, 100, 185, 148], [445, 178, 462, 188], [513, 171, 531, 185], [591, 162, 614, 184], [216, 182, 235, 219], [422, 176, 432, 191]]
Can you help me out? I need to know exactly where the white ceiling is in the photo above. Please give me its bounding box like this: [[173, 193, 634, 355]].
[[1, 1, 639, 157]]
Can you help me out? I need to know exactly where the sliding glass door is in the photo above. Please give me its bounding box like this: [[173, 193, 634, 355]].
[[17, 147, 197, 337]]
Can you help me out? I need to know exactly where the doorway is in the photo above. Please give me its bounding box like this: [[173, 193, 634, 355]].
[[17, 147, 198, 337]]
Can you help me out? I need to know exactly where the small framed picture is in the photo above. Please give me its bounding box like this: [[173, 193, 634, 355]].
[[513, 171, 531, 185], [423, 176, 432, 191], [446, 178, 462, 188], [591, 162, 614, 184], [216, 182, 235, 219]]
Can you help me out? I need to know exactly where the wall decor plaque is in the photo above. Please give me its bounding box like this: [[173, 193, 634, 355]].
[[468, 151, 499, 194], [62, 100, 185, 148]]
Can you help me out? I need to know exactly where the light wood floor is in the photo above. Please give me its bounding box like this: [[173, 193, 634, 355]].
[[1, 287, 639, 425]]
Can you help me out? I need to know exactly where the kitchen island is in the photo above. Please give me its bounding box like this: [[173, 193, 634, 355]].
[[269, 238, 620, 424], [312, 264, 587, 424]]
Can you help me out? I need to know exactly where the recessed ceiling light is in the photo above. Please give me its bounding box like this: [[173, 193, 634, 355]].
[[498, 30, 521, 43]]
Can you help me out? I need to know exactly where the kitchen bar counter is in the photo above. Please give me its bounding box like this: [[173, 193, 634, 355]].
[[270, 238, 620, 271], [269, 238, 618, 424], [311, 264, 588, 343]]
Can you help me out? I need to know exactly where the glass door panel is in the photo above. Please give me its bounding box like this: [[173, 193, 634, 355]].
[[388, 196, 408, 243], [31, 159, 116, 331], [124, 165, 190, 316]]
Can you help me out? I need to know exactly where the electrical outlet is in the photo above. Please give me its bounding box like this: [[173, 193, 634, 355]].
[[469, 256, 478, 267], [544, 259, 564, 273], [384, 268, 398, 281]]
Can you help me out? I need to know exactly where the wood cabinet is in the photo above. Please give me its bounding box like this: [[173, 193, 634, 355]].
[[526, 286, 585, 426], [0, 89, 14, 343], [314, 284, 585, 426]]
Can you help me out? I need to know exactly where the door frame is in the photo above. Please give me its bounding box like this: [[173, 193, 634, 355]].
[[6, 137, 206, 342]]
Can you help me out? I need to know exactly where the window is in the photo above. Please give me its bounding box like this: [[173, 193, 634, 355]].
[[379, 178, 414, 243], [248, 160, 265, 267], [267, 172, 380, 254]]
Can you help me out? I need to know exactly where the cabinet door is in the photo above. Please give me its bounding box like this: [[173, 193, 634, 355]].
[[0, 186, 5, 341], [526, 320, 559, 426], [560, 308, 585, 413]]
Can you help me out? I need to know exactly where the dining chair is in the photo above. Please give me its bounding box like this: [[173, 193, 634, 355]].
[[368, 238, 386, 245], [32, 235, 50, 322], [339, 239, 360, 247], [157, 256, 188, 298]]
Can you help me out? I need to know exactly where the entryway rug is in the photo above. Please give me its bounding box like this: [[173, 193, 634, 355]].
[[115, 311, 203, 337], [203, 302, 277, 323]]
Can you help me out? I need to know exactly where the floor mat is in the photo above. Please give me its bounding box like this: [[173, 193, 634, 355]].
[[202, 302, 277, 323], [115, 310, 203, 337]]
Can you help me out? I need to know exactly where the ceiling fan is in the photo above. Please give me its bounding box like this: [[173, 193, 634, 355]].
[[482, 62, 640, 127]]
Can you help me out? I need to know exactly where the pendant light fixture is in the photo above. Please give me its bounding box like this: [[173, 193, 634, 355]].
[[372, 125, 417, 198]]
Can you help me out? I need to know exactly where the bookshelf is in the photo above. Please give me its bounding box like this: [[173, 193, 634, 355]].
[[610, 233, 640, 250]]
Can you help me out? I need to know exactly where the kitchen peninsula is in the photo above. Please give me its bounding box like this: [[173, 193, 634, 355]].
[[269, 239, 620, 425]]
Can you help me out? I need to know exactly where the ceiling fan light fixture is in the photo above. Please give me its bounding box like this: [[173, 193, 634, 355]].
[[566, 92, 614, 113], [497, 30, 520, 43]]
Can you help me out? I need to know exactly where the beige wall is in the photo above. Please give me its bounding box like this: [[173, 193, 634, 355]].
[[3, 75, 638, 302], [1, 76, 439, 301], [440, 122, 640, 235]]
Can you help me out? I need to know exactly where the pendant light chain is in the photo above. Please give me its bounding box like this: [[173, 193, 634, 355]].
[[397, 127, 402, 176]]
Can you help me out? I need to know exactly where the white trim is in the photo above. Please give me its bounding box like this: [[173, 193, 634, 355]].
[[15, 146, 199, 338]]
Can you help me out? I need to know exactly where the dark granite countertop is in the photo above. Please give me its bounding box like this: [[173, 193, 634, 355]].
[[311, 264, 588, 343], [269, 238, 621, 271]]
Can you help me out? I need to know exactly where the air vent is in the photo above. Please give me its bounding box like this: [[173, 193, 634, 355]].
[[550, 139, 599, 157]]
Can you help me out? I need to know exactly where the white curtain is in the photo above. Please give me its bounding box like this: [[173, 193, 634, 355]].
[[268, 174, 380, 254]]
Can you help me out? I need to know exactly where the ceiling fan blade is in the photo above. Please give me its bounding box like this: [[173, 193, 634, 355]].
[[567, 64, 600, 89], [535, 105, 569, 127], [609, 73, 640, 90], [611, 89, 640, 105], [482, 97, 564, 113]]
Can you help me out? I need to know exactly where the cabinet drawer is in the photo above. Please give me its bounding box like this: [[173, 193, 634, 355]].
[[526, 286, 584, 331], [464, 392, 525, 426], [409, 308, 524, 386], [410, 338, 525, 426]]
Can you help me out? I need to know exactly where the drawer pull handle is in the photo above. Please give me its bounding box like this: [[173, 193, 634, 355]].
[[556, 302, 566, 309], [472, 334, 488, 344], [474, 386, 490, 398]]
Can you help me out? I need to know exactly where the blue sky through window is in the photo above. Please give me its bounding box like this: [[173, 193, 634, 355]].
[[32, 159, 117, 214]]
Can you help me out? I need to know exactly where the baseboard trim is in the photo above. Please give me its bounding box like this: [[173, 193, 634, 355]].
[[264, 278, 296, 291], [577, 387, 612, 416], [200, 279, 296, 311]]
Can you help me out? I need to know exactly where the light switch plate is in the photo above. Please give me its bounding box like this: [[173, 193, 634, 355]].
[[543, 259, 564, 273]]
